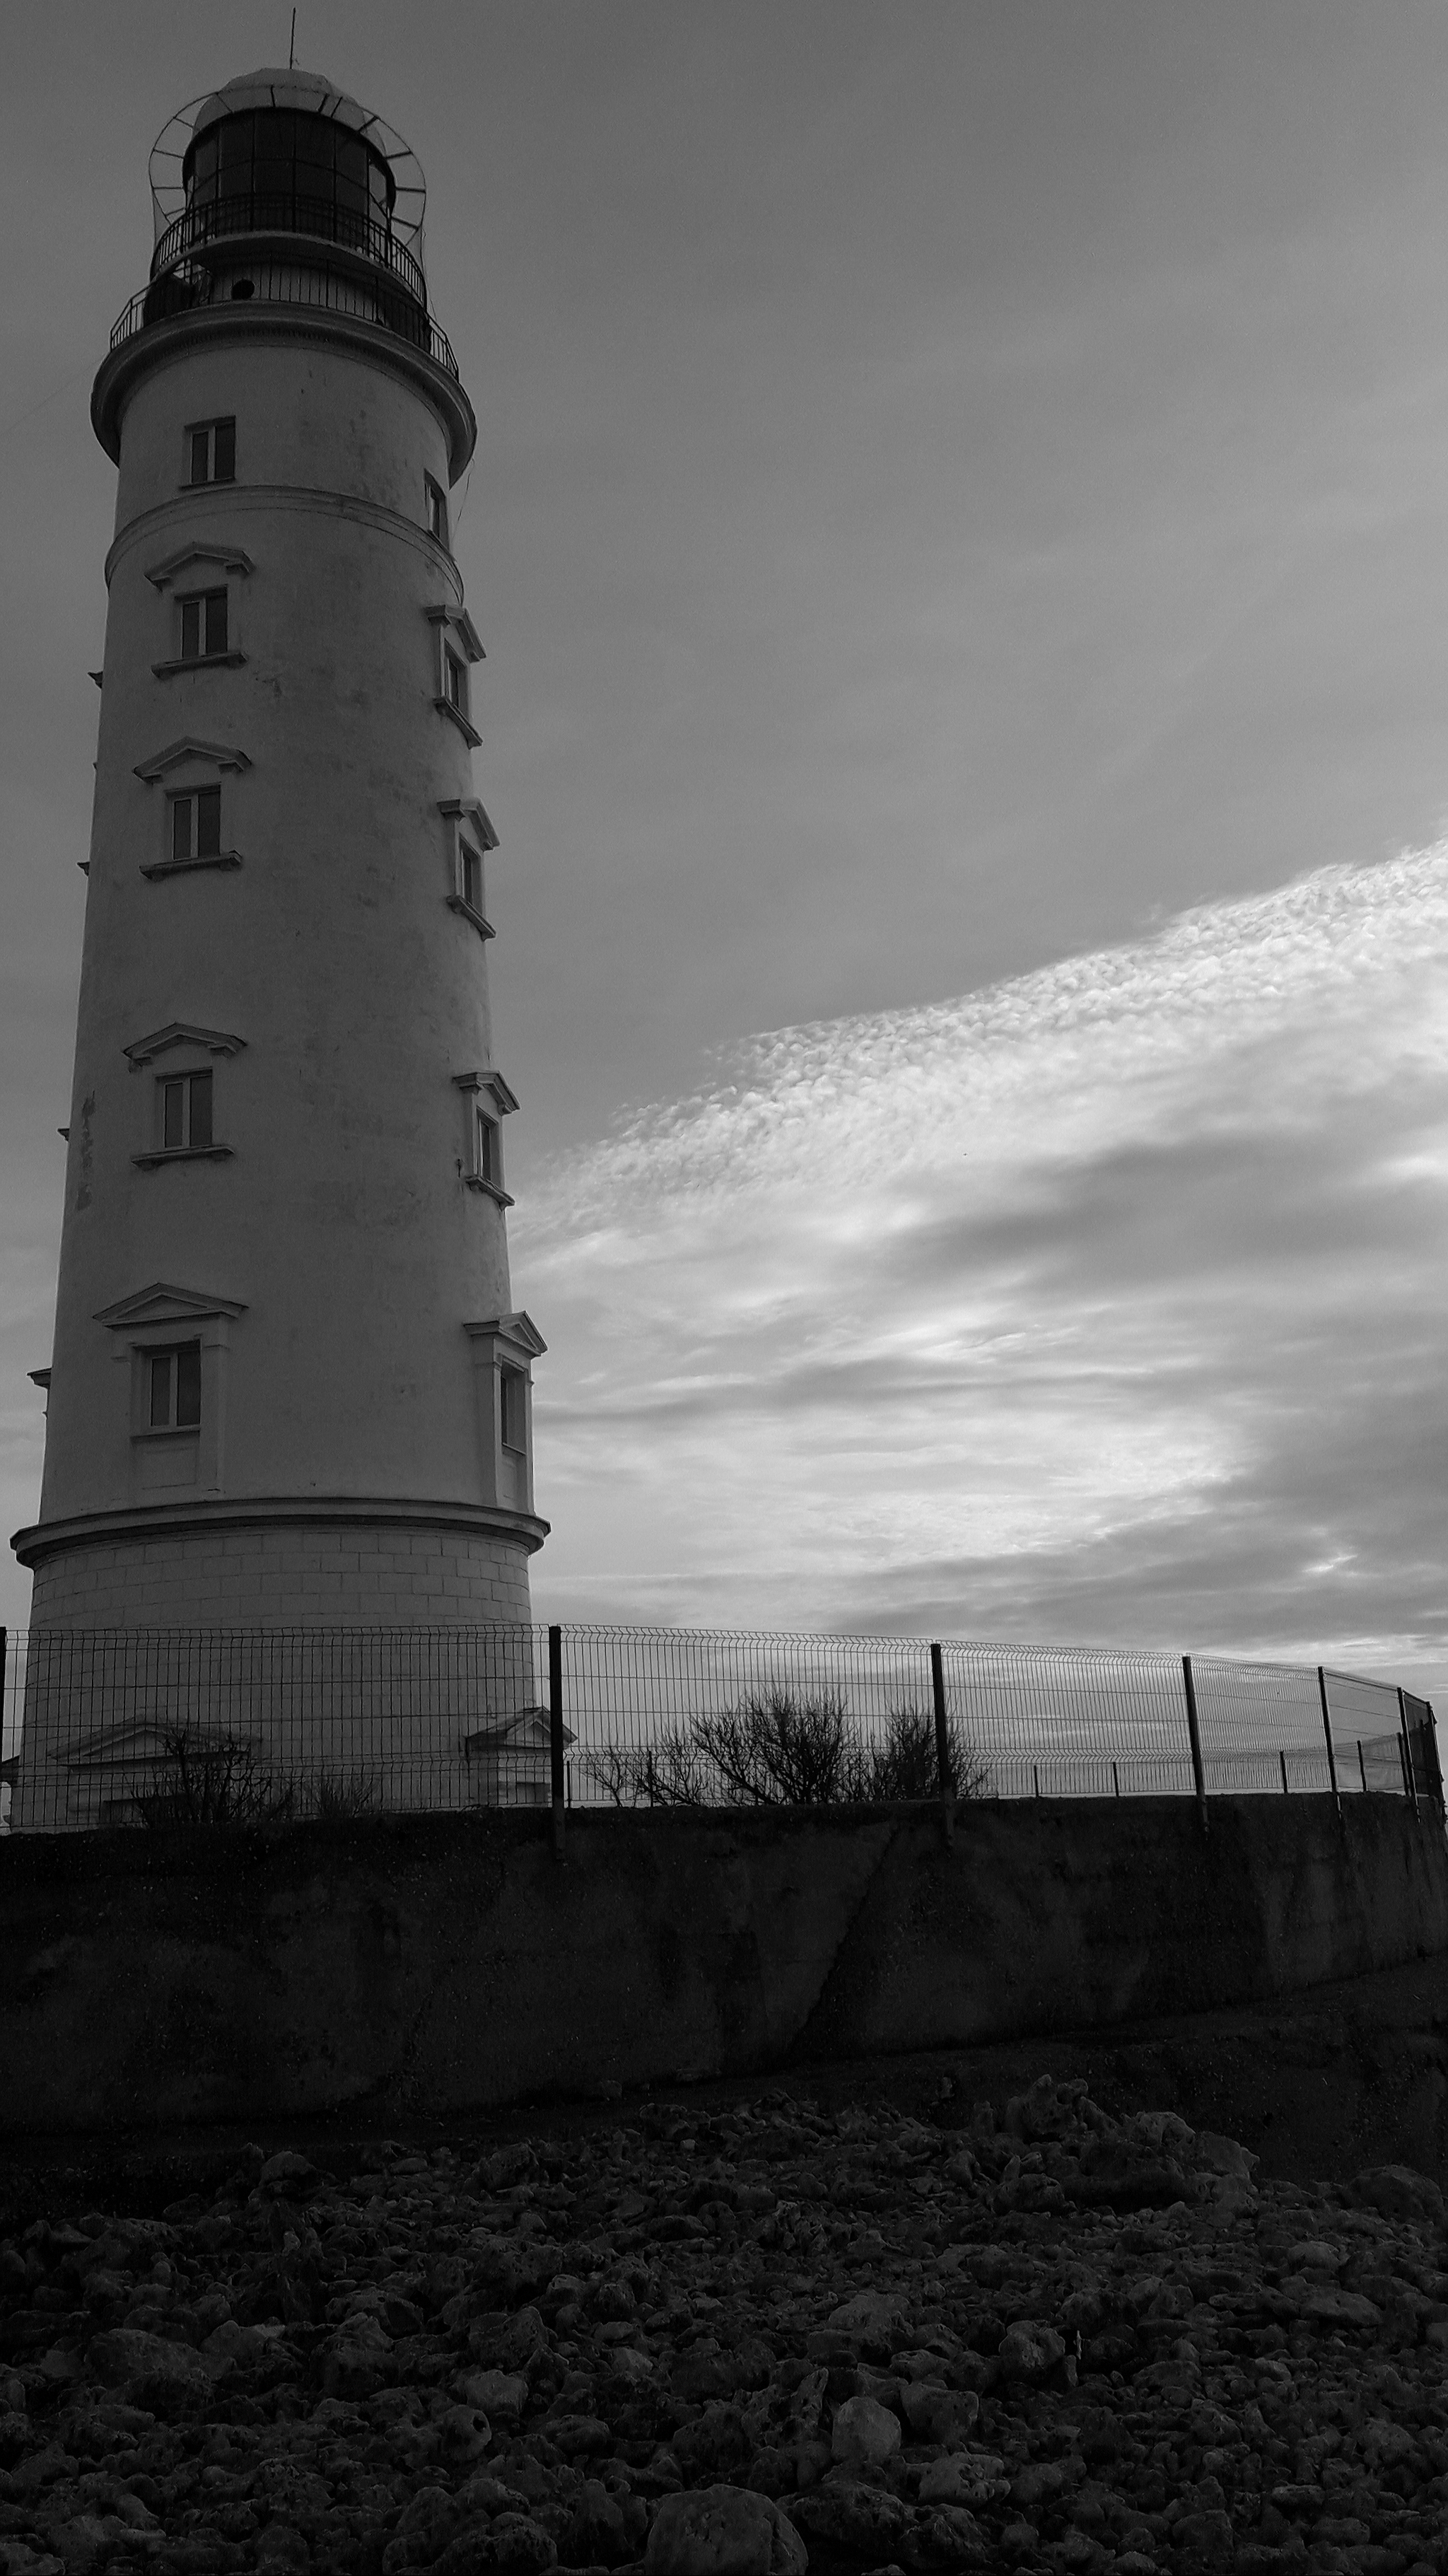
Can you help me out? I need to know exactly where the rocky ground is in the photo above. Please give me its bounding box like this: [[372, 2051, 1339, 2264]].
[[1, 2073, 1447, 2576]]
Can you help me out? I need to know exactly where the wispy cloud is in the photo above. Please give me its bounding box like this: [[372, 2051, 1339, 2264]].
[[518, 846, 1448, 1694]]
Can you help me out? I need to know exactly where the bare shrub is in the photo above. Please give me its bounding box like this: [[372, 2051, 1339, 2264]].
[[134, 1725, 296, 1827], [867, 1703, 993, 1802], [300, 1768, 379, 1824], [598, 1689, 989, 1810]]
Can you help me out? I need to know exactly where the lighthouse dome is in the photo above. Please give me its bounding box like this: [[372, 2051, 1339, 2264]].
[[190, 66, 372, 141]]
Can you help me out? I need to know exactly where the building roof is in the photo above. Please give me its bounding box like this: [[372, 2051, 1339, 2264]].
[[191, 68, 371, 141]]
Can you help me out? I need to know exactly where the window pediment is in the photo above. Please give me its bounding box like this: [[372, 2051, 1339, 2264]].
[[438, 795, 499, 853], [425, 603, 485, 663], [465, 1310, 547, 1360], [134, 738, 251, 783], [94, 1281, 247, 1331], [453, 1068, 519, 1119], [144, 544, 254, 593], [124, 1024, 246, 1068]]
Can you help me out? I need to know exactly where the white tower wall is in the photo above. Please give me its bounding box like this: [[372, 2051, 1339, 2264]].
[[14, 71, 547, 1635]]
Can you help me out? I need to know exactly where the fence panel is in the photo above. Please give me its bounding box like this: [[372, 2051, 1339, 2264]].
[[0, 1624, 1437, 1832]]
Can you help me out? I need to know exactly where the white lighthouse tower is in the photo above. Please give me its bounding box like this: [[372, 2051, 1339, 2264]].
[[13, 67, 547, 1638]]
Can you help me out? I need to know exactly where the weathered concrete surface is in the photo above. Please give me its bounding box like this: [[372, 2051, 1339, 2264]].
[[1, 1795, 1444, 2135]]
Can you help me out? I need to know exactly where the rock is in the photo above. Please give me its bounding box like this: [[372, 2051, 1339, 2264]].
[[385, 2484, 461, 2570], [561, 2478, 630, 2567], [474, 2243, 558, 2310], [450, 2514, 559, 2575], [899, 2382, 978, 2447], [1350, 2164, 1447, 2227], [317, 2321, 395, 2399], [909, 2503, 990, 2565], [86, 2326, 212, 2412], [437, 2402, 492, 2466], [674, 2402, 749, 2481], [259, 2152, 320, 2193], [470, 2145, 539, 2193], [826, 2291, 910, 2360], [459, 2367, 529, 2425], [1069, 2138, 1193, 2208], [918, 2452, 1008, 2507], [1173, 2505, 1234, 2563], [788, 2478, 913, 2560], [1298, 2287, 1383, 2330], [541, 2413, 612, 2460], [830, 2392, 901, 2467], [997, 2321, 1065, 2379], [646, 2485, 807, 2576], [1194, 2132, 1258, 2181], [1010, 2461, 1067, 2514], [671, 2350, 740, 2406]]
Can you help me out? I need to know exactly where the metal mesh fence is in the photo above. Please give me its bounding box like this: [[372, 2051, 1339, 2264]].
[[0, 1622, 1439, 1834]]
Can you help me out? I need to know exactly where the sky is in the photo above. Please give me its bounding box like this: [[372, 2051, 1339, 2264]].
[[1, 1, 1445, 1696]]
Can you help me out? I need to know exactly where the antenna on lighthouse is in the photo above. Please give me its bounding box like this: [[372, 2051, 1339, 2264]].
[[288, 10, 297, 67]]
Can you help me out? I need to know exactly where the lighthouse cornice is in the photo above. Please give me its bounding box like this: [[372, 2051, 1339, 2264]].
[[12, 1493, 551, 1573], [93, 298, 476, 480], [105, 481, 467, 598]]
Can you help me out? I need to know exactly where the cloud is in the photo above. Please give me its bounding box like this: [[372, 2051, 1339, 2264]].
[[516, 845, 1448, 1699]]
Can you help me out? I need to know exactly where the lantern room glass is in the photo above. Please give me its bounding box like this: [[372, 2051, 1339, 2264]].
[[185, 110, 393, 249]]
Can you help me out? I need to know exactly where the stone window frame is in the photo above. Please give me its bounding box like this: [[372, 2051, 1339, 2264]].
[[464, 1310, 546, 1513], [184, 416, 236, 487], [425, 472, 450, 550], [93, 1281, 247, 1493], [146, 544, 252, 682], [438, 796, 498, 941], [125, 1022, 245, 1170], [452, 1067, 518, 1205], [426, 603, 484, 747], [134, 735, 249, 879]]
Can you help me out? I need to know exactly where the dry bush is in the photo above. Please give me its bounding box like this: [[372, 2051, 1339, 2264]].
[[134, 1725, 296, 1827], [592, 1689, 990, 1810]]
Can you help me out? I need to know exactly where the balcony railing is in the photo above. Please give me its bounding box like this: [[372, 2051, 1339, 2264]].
[[152, 190, 428, 311], [107, 257, 460, 382]]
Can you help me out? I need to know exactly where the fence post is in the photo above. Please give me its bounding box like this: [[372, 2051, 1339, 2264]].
[[1316, 1666, 1341, 1820], [1358, 1738, 1367, 1795], [1423, 1703, 1445, 1816], [1279, 1749, 1288, 1795], [549, 1624, 566, 1862], [930, 1641, 954, 1842], [1181, 1655, 1209, 1835], [1397, 1688, 1418, 1807]]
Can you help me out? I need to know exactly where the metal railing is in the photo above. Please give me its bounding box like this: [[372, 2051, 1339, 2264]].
[[151, 190, 428, 310], [107, 257, 459, 381], [0, 1624, 1440, 1836]]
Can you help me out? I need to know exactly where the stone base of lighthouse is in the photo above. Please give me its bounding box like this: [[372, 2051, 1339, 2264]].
[[21, 1500, 543, 1628], [11, 1503, 549, 1831]]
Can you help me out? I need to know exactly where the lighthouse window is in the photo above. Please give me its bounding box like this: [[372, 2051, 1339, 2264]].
[[460, 842, 484, 916], [425, 475, 450, 548], [160, 1070, 214, 1153], [445, 650, 469, 719], [171, 786, 223, 864], [187, 418, 236, 486], [500, 1365, 527, 1457], [477, 1111, 502, 1191], [180, 591, 228, 661], [148, 1343, 202, 1432]]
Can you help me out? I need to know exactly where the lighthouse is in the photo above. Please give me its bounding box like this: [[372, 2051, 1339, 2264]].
[[13, 67, 547, 1641]]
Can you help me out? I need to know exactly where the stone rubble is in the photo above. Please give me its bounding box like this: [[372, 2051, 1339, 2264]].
[[0, 2072, 1445, 2576]]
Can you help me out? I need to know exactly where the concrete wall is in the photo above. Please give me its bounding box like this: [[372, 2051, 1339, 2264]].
[[1, 1795, 1444, 2136]]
